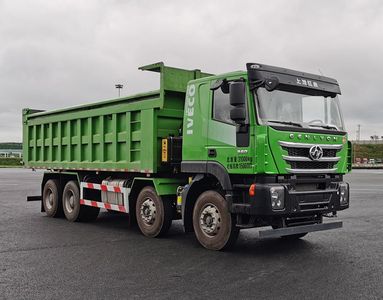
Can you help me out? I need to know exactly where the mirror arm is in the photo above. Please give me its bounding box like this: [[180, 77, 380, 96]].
[[236, 123, 249, 133], [249, 79, 265, 91]]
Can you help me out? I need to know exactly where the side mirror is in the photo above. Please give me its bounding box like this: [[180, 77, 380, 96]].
[[230, 107, 246, 125], [230, 81, 247, 124], [230, 82, 246, 106]]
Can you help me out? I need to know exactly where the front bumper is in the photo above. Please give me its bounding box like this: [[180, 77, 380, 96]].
[[258, 221, 343, 238], [230, 180, 349, 216]]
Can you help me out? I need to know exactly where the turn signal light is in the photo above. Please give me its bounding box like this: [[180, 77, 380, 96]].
[[249, 184, 256, 197]]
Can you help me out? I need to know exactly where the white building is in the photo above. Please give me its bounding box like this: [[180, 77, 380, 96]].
[[0, 149, 23, 158]]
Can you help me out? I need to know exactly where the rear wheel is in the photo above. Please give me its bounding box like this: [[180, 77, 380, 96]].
[[136, 186, 173, 237], [62, 180, 99, 222], [193, 191, 239, 251], [42, 179, 63, 217]]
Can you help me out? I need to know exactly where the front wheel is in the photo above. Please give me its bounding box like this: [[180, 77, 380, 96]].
[[193, 191, 239, 251]]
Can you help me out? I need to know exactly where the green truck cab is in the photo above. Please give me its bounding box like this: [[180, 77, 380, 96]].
[[24, 62, 350, 250]]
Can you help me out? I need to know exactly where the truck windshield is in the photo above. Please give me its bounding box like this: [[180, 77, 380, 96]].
[[255, 88, 345, 131]]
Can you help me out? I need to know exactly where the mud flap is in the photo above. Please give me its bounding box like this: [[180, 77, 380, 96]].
[[27, 195, 42, 201]]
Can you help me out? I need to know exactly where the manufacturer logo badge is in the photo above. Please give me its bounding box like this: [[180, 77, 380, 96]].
[[309, 145, 323, 160], [185, 84, 196, 135]]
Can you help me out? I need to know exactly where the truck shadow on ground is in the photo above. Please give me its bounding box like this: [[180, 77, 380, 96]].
[[89, 211, 136, 232], [233, 232, 315, 257], [92, 211, 316, 257]]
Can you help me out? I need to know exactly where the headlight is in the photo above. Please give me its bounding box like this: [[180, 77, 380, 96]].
[[339, 183, 349, 205], [270, 186, 285, 210]]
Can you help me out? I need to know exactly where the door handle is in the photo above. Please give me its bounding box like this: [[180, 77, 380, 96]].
[[208, 149, 217, 158]]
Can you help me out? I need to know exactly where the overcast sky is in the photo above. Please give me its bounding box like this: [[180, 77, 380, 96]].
[[1, 0, 382, 141]]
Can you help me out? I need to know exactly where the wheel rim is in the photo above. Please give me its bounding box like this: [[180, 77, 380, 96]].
[[199, 203, 221, 237], [64, 189, 75, 214], [45, 188, 54, 210], [140, 197, 157, 225]]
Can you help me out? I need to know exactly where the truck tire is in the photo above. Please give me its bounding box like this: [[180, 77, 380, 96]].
[[193, 191, 239, 251], [136, 186, 173, 237], [42, 179, 63, 218], [62, 180, 99, 222]]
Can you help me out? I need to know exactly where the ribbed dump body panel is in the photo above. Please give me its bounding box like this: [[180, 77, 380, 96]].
[[23, 91, 184, 173], [22, 62, 212, 173]]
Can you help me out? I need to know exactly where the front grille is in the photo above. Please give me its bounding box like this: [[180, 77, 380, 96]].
[[279, 141, 342, 174], [299, 201, 330, 212], [289, 161, 336, 169], [285, 215, 322, 226], [295, 192, 332, 211], [284, 147, 337, 158]]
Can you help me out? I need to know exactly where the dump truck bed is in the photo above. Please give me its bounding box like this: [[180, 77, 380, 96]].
[[22, 62, 212, 173]]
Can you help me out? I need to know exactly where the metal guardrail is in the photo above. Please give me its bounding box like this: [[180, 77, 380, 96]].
[[351, 140, 383, 144], [352, 163, 383, 169]]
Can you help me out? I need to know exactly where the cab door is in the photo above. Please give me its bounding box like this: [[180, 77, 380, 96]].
[[206, 81, 254, 175]]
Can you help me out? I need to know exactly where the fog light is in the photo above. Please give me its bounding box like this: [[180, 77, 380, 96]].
[[339, 183, 349, 205], [270, 186, 285, 210]]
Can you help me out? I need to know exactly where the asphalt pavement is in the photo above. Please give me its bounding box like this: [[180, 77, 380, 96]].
[[0, 168, 382, 299]]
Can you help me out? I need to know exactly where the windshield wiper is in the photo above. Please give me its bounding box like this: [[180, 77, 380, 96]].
[[266, 120, 303, 127], [309, 124, 339, 130]]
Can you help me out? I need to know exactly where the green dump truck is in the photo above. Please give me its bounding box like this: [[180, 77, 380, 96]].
[[23, 62, 351, 250]]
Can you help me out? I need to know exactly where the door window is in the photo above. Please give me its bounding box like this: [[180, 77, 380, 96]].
[[212, 88, 235, 125]]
